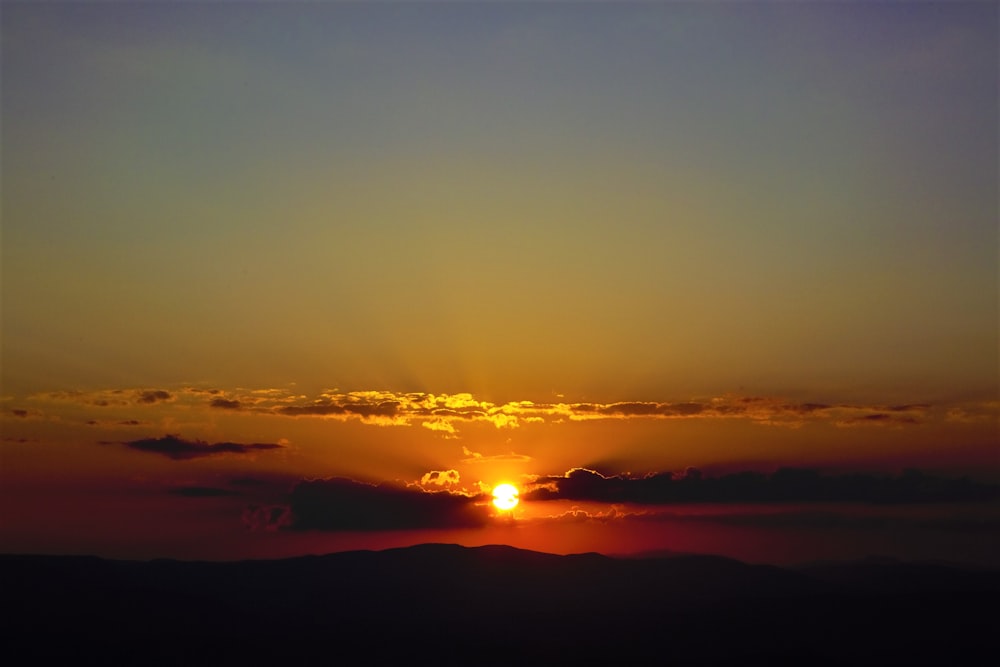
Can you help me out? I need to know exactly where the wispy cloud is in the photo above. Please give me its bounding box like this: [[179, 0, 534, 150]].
[[945, 400, 1000, 424], [85, 419, 147, 428], [9, 408, 44, 419], [19, 385, 979, 437], [203, 389, 939, 433], [460, 446, 533, 464], [38, 388, 175, 407], [121, 434, 283, 460]]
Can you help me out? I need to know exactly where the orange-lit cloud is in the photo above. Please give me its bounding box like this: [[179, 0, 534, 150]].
[[548, 505, 638, 523], [14, 385, 983, 438], [945, 400, 1000, 424], [420, 469, 461, 487], [421, 419, 457, 436], [219, 390, 937, 431], [460, 446, 533, 464]]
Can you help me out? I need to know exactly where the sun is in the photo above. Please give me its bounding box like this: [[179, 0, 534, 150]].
[[492, 483, 519, 511]]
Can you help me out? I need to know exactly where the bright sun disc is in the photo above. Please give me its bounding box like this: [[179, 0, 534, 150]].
[[492, 483, 519, 511]]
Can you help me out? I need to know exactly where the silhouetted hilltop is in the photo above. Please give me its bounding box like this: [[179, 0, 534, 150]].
[[3, 545, 997, 665]]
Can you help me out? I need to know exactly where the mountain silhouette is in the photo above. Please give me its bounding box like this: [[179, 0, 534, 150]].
[[3, 544, 997, 665]]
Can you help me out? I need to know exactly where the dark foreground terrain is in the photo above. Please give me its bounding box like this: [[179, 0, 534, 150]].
[[3, 544, 997, 665]]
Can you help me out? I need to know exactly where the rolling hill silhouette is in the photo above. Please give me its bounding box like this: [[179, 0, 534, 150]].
[[3, 544, 997, 665]]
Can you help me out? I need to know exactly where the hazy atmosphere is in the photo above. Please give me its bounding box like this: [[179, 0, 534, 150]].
[[2, 1, 997, 566]]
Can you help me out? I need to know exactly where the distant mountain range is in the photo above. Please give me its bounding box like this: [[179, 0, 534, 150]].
[[3, 544, 997, 665]]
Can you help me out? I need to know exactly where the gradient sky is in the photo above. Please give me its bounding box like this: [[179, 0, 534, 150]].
[[2, 1, 997, 563]]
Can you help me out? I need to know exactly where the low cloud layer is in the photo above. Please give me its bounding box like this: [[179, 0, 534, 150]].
[[524, 467, 1000, 505], [229, 467, 1000, 539], [532, 501, 1000, 537], [286, 478, 487, 531]]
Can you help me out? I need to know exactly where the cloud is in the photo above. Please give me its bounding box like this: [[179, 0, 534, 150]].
[[136, 390, 172, 404], [833, 403, 930, 428], [21, 386, 946, 434], [34, 388, 175, 407], [422, 419, 458, 435], [420, 470, 461, 487], [287, 477, 488, 531], [252, 390, 935, 431], [484, 412, 520, 429], [276, 404, 348, 417], [549, 505, 637, 523], [8, 408, 44, 420], [460, 446, 533, 464], [945, 400, 1000, 424], [589, 401, 706, 417], [85, 418, 147, 428], [522, 467, 1000, 505], [530, 502, 1000, 536], [122, 434, 283, 460], [525, 468, 636, 502]]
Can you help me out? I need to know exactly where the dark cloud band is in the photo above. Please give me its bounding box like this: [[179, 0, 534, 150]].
[[525, 467, 1000, 505], [124, 434, 283, 460], [288, 478, 487, 531]]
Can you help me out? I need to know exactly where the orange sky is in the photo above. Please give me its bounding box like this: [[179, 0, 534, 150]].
[[2, 2, 997, 563], [2, 383, 997, 562], [4, 385, 998, 485]]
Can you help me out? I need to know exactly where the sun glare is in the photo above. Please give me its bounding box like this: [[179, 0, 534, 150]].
[[492, 483, 519, 511]]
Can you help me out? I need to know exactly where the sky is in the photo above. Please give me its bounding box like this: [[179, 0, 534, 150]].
[[2, 1, 998, 565]]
